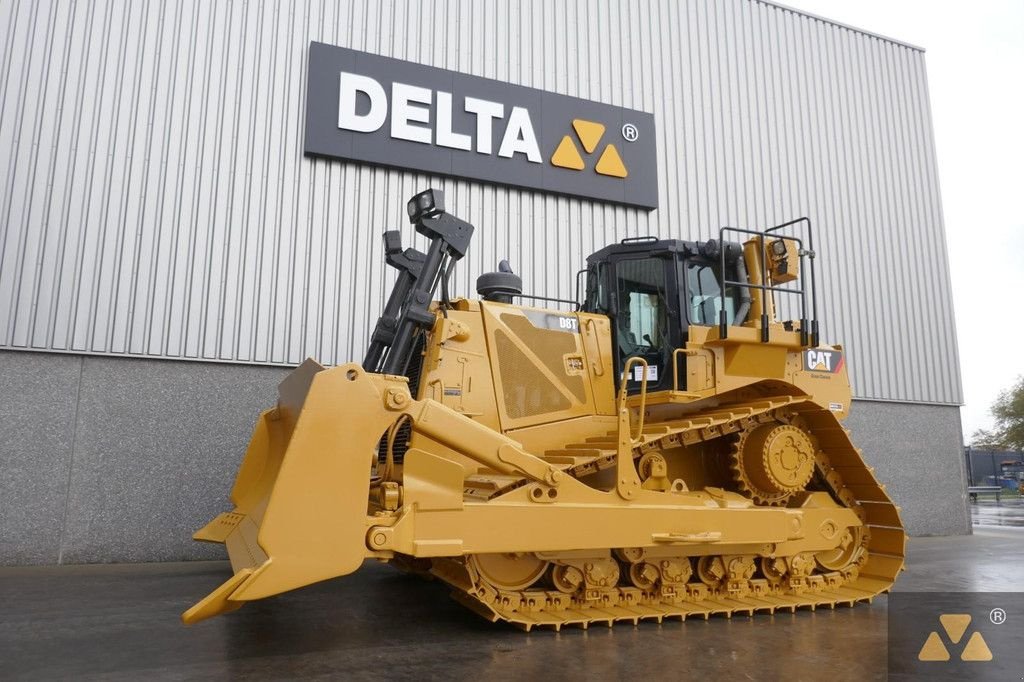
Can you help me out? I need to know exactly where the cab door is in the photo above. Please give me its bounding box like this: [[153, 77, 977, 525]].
[[609, 255, 683, 394]]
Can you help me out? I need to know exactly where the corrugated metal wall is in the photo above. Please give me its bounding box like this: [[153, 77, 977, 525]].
[[0, 0, 962, 405]]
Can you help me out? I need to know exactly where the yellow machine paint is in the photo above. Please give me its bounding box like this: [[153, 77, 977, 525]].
[[183, 189, 904, 629]]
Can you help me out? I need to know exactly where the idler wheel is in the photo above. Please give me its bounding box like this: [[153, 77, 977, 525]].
[[815, 526, 865, 571], [469, 553, 547, 591]]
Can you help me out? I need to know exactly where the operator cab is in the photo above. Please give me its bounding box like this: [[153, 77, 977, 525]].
[[582, 237, 750, 394]]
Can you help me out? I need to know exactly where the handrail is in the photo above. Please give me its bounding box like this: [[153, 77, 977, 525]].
[[574, 268, 587, 309], [618, 356, 648, 441], [717, 218, 817, 347], [671, 348, 704, 392], [506, 292, 581, 311], [428, 377, 445, 401], [768, 217, 817, 345]]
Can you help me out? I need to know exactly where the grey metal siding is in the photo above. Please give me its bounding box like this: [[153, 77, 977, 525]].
[[0, 0, 962, 404]]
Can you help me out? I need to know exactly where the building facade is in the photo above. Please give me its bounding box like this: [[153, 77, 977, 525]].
[[0, 0, 967, 565]]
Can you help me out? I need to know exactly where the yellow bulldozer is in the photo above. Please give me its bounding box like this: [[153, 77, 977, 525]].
[[183, 189, 904, 630]]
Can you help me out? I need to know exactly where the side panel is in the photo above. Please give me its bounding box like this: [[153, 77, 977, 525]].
[[410, 305, 501, 473], [481, 302, 600, 432], [678, 326, 851, 418], [416, 307, 500, 432]]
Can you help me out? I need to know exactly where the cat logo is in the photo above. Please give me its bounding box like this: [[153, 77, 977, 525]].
[[803, 349, 843, 374], [550, 119, 628, 178], [917, 614, 993, 662]]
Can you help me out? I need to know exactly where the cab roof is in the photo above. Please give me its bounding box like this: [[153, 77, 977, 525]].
[[585, 237, 743, 265]]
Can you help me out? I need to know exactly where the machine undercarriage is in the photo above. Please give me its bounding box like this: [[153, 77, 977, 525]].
[[394, 399, 903, 630]]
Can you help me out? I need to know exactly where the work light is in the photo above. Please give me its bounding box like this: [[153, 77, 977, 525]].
[[407, 188, 445, 223]]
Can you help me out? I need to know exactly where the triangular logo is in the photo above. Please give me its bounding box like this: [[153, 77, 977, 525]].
[[572, 119, 605, 154], [551, 136, 585, 170], [939, 614, 971, 644], [960, 632, 993, 661], [595, 144, 628, 178], [549, 119, 629, 178], [918, 631, 950, 661], [917, 614, 994, 664]]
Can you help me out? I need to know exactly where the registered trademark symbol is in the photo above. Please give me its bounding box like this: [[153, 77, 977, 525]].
[[990, 607, 1006, 625], [621, 123, 639, 142]]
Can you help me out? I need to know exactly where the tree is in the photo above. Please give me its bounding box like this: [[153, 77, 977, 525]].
[[970, 428, 1003, 450], [970, 376, 1024, 451]]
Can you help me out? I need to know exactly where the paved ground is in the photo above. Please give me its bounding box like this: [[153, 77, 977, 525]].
[[970, 495, 1024, 528], [2, 508, 1021, 681]]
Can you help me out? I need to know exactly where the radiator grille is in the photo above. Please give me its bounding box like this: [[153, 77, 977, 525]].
[[500, 314, 586, 403], [494, 329, 571, 419]]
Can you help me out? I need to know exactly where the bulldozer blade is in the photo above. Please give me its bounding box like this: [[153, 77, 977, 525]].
[[181, 568, 252, 624], [183, 361, 406, 624]]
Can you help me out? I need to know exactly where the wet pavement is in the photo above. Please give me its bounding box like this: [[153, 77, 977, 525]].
[[970, 496, 1024, 528], [2, 526, 1022, 681]]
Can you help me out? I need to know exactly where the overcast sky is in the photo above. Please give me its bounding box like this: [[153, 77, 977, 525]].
[[776, 0, 1024, 441]]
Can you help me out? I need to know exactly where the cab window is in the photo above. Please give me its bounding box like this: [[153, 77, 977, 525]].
[[684, 260, 741, 326], [615, 258, 669, 359]]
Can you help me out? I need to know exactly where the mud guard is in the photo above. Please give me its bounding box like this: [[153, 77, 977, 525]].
[[183, 361, 407, 624]]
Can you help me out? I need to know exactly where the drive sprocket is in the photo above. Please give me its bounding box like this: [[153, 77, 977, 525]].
[[729, 420, 816, 505]]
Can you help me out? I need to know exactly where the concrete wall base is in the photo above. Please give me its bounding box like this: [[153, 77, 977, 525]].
[[0, 350, 970, 565], [845, 400, 970, 536]]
